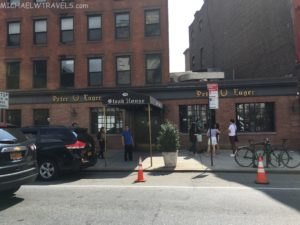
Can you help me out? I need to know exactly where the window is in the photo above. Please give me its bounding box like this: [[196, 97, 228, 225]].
[[115, 12, 130, 39], [88, 15, 101, 41], [34, 19, 47, 44], [7, 22, 20, 46], [7, 0, 20, 5], [6, 109, 21, 127], [6, 61, 20, 89], [145, 9, 160, 37], [33, 60, 47, 88], [60, 59, 74, 87], [60, 17, 74, 43], [236, 103, 275, 132], [90, 107, 124, 134], [116, 56, 131, 85], [88, 57, 102, 86], [179, 105, 208, 133], [145, 54, 161, 84], [33, 109, 49, 126]]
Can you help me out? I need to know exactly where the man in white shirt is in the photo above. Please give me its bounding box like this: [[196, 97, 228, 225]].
[[228, 119, 237, 157]]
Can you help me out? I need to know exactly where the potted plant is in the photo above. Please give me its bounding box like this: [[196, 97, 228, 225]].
[[156, 121, 180, 167]]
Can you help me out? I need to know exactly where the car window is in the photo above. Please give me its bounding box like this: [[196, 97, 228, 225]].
[[40, 128, 77, 144], [0, 128, 27, 143]]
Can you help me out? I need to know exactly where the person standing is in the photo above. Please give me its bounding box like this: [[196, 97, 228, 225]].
[[121, 125, 134, 161], [206, 123, 221, 156], [97, 127, 106, 159], [228, 119, 237, 157]]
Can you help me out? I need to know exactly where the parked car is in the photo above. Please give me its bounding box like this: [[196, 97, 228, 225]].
[[0, 123, 38, 196], [20, 125, 97, 181]]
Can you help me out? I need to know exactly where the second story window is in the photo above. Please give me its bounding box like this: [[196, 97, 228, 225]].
[[7, 0, 20, 5], [7, 22, 20, 46], [34, 19, 47, 45], [145, 54, 161, 84], [60, 59, 74, 87], [145, 9, 160, 37], [88, 15, 101, 41], [60, 17, 74, 43], [88, 57, 102, 86], [116, 56, 131, 85], [33, 60, 47, 88], [6, 61, 20, 89], [115, 13, 130, 39]]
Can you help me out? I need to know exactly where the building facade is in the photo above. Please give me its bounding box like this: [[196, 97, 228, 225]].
[[183, 0, 300, 148], [0, 0, 170, 148], [1, 0, 299, 150], [188, 0, 296, 80]]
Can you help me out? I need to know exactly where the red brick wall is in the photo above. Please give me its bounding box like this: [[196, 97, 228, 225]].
[[0, 0, 169, 90]]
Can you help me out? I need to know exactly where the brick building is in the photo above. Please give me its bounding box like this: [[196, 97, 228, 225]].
[[0, 0, 170, 148], [0, 0, 299, 150], [181, 0, 300, 148]]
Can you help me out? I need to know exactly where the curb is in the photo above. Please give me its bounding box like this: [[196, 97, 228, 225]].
[[83, 168, 300, 174]]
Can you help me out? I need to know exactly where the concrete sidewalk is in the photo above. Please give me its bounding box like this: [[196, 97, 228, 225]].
[[85, 149, 300, 173]]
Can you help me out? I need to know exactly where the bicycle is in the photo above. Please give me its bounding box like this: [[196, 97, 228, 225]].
[[234, 139, 265, 167], [235, 138, 291, 168], [271, 139, 300, 168]]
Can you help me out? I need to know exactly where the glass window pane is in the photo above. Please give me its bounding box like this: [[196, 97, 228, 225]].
[[61, 60, 74, 73], [116, 14, 129, 27], [147, 56, 160, 69], [61, 18, 73, 30], [89, 58, 101, 72], [117, 57, 130, 71], [146, 10, 159, 24], [35, 20, 47, 32], [89, 16, 101, 29], [9, 22, 20, 34]]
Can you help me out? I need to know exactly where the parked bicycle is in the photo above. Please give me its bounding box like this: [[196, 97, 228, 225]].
[[234, 138, 300, 168]]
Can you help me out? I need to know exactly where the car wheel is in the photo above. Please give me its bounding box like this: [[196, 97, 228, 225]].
[[0, 186, 21, 197], [38, 159, 58, 181]]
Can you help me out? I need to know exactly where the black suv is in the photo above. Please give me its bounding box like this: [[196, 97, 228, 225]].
[[20, 126, 97, 181], [0, 123, 38, 196]]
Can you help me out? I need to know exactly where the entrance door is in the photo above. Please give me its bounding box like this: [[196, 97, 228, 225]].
[[133, 108, 162, 151]]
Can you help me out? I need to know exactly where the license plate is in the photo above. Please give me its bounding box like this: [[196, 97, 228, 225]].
[[10, 152, 23, 161]]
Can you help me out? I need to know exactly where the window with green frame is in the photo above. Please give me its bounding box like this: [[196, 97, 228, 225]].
[[90, 107, 124, 134], [179, 104, 208, 133], [236, 102, 275, 132]]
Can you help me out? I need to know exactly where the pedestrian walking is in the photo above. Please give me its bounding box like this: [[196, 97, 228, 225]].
[[206, 123, 221, 156], [121, 125, 134, 161], [97, 127, 106, 159], [228, 119, 238, 157]]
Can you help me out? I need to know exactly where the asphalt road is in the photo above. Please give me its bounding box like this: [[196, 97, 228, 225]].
[[0, 172, 299, 225]]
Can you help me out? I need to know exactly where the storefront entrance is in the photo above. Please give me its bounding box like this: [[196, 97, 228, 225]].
[[133, 108, 162, 150]]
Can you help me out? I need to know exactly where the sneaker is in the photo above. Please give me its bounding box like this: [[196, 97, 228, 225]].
[[230, 153, 235, 157]]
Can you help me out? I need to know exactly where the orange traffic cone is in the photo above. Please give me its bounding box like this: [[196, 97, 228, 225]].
[[255, 155, 269, 184], [135, 157, 146, 183]]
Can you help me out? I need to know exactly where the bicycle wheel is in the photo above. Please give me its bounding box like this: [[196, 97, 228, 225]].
[[234, 147, 254, 167], [284, 149, 300, 168], [269, 150, 289, 168]]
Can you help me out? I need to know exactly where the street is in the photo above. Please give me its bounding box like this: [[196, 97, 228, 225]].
[[1, 172, 300, 225]]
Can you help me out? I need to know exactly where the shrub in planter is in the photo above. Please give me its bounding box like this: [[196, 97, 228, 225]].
[[156, 121, 180, 167]]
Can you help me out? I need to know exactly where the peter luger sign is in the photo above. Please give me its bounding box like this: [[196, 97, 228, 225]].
[[0, 92, 9, 109], [52, 94, 101, 103]]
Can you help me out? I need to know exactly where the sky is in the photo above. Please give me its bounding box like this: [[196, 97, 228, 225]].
[[168, 0, 204, 72]]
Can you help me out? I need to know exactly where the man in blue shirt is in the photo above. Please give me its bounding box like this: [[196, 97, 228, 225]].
[[121, 125, 134, 161]]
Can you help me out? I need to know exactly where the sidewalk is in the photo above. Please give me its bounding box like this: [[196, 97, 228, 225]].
[[86, 149, 300, 173]]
